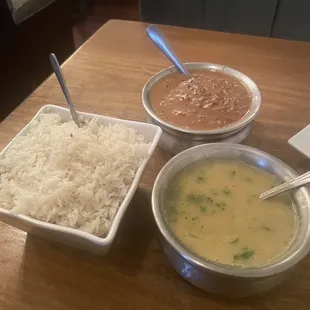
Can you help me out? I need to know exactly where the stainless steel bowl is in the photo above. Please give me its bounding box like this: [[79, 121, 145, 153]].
[[142, 62, 262, 153], [152, 143, 310, 297], [147, 118, 253, 154]]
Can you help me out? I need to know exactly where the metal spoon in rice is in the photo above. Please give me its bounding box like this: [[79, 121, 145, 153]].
[[50, 53, 81, 127]]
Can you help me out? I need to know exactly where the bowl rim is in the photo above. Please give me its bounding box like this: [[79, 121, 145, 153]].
[[0, 104, 162, 248], [142, 62, 262, 135], [152, 143, 310, 278]]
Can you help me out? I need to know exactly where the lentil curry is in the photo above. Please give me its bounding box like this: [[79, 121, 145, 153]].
[[150, 70, 252, 131], [164, 160, 298, 266]]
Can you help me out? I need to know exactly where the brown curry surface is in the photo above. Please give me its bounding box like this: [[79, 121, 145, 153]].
[[149, 70, 252, 130]]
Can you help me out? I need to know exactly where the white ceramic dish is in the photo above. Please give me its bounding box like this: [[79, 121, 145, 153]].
[[288, 125, 310, 159], [0, 105, 162, 255]]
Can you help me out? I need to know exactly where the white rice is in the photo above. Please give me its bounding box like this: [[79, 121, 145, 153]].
[[0, 113, 150, 236]]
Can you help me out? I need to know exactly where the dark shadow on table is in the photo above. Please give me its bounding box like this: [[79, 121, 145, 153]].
[[247, 121, 310, 173], [105, 187, 156, 275], [12, 189, 156, 308]]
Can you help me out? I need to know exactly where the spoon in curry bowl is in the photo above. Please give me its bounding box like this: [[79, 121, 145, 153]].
[[146, 25, 192, 78], [50, 53, 81, 127], [259, 171, 310, 200]]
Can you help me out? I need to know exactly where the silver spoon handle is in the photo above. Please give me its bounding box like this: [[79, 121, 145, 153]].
[[259, 171, 310, 200], [50, 53, 81, 127], [146, 25, 192, 78]]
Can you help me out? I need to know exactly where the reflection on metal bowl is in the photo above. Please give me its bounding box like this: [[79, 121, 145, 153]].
[[152, 143, 310, 297], [147, 117, 253, 154]]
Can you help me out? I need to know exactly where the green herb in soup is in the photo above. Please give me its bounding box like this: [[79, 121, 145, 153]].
[[230, 237, 240, 244], [234, 248, 255, 261], [164, 160, 298, 267]]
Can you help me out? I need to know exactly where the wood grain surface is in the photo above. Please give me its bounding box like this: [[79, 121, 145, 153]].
[[0, 20, 310, 310]]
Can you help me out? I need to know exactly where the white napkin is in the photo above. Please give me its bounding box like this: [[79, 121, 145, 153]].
[[288, 125, 310, 159]]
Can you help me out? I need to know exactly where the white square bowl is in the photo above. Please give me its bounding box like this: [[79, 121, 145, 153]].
[[0, 105, 162, 255]]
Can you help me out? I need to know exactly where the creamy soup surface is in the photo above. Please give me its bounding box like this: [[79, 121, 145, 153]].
[[164, 160, 298, 266]]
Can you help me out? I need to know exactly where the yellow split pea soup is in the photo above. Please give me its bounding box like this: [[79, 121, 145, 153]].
[[164, 160, 298, 266]]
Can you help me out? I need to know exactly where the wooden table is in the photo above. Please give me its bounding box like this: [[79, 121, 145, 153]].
[[0, 20, 310, 310]]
